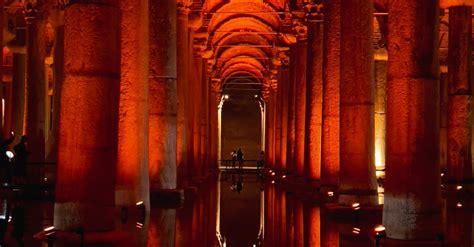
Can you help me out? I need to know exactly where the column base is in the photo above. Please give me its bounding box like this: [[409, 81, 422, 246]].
[[54, 202, 115, 231], [338, 189, 378, 206], [150, 189, 184, 207], [380, 237, 445, 247]]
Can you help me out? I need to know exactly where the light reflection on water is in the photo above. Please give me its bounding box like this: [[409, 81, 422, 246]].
[[0, 170, 472, 246]]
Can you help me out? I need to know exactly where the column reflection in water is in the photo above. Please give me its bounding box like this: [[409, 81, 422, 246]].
[[147, 209, 176, 247], [445, 198, 473, 247]]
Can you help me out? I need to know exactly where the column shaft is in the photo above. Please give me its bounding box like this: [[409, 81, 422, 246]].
[[55, 1, 120, 231], [11, 53, 26, 141], [25, 14, 46, 162], [191, 55, 202, 180], [116, 0, 150, 208], [280, 65, 289, 171], [339, 0, 377, 205], [321, 0, 340, 188], [287, 45, 297, 175], [384, 0, 442, 240], [149, 0, 177, 190], [176, 4, 190, 187], [447, 6, 472, 184], [305, 19, 323, 181], [294, 40, 307, 177], [274, 79, 282, 171]]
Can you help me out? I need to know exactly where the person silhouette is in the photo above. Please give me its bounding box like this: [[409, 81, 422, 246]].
[[237, 148, 244, 169], [231, 150, 237, 168], [13, 136, 28, 186]]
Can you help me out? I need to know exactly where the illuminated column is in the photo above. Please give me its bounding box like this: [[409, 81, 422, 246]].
[[286, 45, 297, 175], [116, 0, 150, 209], [210, 82, 220, 170], [293, 19, 308, 178], [304, 3, 323, 182], [440, 73, 448, 172], [11, 52, 26, 141], [191, 51, 203, 180], [48, 8, 64, 161], [384, 0, 442, 241], [264, 81, 275, 169], [339, 0, 377, 205], [279, 53, 290, 172], [149, 0, 177, 190], [374, 59, 387, 170], [200, 70, 210, 175], [24, 2, 47, 162], [447, 5, 472, 187], [321, 0, 340, 189], [176, 2, 191, 187], [55, 0, 120, 231], [274, 76, 282, 171]]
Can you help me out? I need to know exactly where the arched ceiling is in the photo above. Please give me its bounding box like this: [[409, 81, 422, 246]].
[[203, 0, 286, 96]]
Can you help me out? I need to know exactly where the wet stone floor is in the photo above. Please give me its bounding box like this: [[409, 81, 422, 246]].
[[0, 170, 472, 247]]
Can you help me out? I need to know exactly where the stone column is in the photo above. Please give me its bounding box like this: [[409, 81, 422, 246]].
[[116, 0, 150, 209], [293, 19, 308, 178], [149, 0, 177, 190], [176, 2, 191, 187], [339, 0, 377, 205], [286, 45, 297, 175], [304, 3, 323, 182], [447, 5, 472, 187], [374, 59, 387, 170], [321, 0, 340, 189], [191, 53, 203, 181], [54, 0, 120, 231], [274, 77, 282, 171], [279, 55, 290, 172], [200, 68, 210, 176], [264, 83, 275, 169], [384, 0, 442, 241], [11, 52, 26, 141], [24, 2, 48, 162], [48, 8, 64, 161]]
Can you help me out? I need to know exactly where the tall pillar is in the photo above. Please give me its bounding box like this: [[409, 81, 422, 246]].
[[374, 59, 387, 170], [274, 77, 282, 171], [279, 55, 290, 172], [287, 45, 297, 175], [264, 83, 275, 169], [54, 0, 120, 231], [116, 0, 150, 209], [176, 2, 191, 187], [200, 69, 210, 175], [149, 0, 177, 190], [339, 0, 377, 205], [191, 53, 203, 180], [384, 0, 442, 241], [11, 52, 26, 142], [49, 8, 64, 161], [24, 3, 47, 162], [293, 19, 308, 178], [321, 0, 340, 189], [447, 5, 472, 187], [304, 4, 323, 182]]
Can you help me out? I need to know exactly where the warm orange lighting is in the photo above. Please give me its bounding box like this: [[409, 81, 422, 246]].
[[456, 185, 463, 190], [136, 222, 143, 229], [352, 227, 361, 234], [352, 202, 361, 210], [44, 226, 55, 232], [136, 201, 144, 206], [327, 191, 334, 197], [282, 174, 286, 179], [456, 202, 463, 208], [441, 172, 445, 177], [374, 225, 385, 232], [271, 180, 275, 184], [223, 94, 229, 99], [271, 172, 275, 176]]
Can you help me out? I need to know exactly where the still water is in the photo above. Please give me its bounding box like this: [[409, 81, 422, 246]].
[[0, 170, 472, 246]]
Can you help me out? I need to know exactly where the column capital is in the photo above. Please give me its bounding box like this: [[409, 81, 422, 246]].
[[304, 1, 324, 22], [177, 1, 192, 15], [292, 18, 308, 41], [24, 0, 51, 22], [192, 36, 208, 57], [440, 0, 473, 8]]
